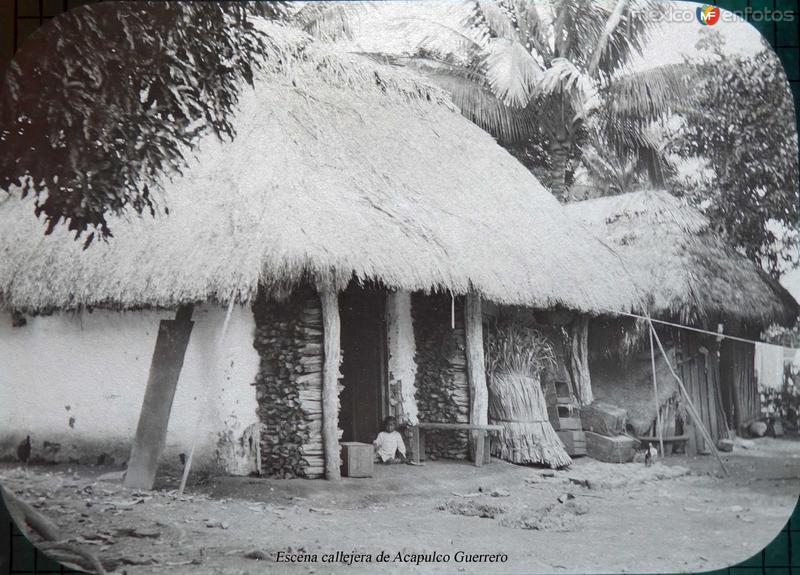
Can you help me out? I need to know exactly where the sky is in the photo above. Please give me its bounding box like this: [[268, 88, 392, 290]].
[[335, 1, 769, 68]]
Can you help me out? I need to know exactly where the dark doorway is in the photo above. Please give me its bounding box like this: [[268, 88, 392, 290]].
[[339, 283, 388, 443]]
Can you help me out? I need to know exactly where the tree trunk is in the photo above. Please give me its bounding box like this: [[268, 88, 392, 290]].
[[319, 284, 342, 481], [386, 291, 418, 426], [125, 304, 194, 490], [464, 292, 488, 465], [548, 132, 571, 201]]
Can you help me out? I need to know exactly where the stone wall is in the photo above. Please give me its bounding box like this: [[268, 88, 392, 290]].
[[412, 293, 469, 459], [252, 287, 325, 478]]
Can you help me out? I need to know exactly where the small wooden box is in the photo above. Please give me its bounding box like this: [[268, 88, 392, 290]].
[[547, 404, 582, 431], [340, 442, 374, 478], [585, 432, 635, 463], [557, 430, 586, 456], [545, 379, 574, 403]]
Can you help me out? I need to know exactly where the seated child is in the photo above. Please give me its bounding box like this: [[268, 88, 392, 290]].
[[373, 416, 406, 464]]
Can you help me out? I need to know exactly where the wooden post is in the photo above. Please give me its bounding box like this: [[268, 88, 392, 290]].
[[464, 292, 488, 466], [385, 291, 418, 425], [125, 305, 194, 490], [569, 315, 593, 405], [319, 283, 342, 481]]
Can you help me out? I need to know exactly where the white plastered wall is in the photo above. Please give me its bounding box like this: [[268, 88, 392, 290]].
[[0, 304, 260, 474]]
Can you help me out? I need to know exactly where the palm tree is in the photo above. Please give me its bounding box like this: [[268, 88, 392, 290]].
[[389, 0, 692, 200]]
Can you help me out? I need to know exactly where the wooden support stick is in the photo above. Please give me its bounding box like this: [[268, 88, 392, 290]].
[[125, 305, 194, 490], [648, 323, 665, 458], [649, 322, 729, 476], [178, 296, 236, 495], [464, 292, 488, 467], [319, 283, 341, 480]]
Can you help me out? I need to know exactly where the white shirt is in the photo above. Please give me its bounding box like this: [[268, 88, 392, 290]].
[[373, 430, 406, 462]]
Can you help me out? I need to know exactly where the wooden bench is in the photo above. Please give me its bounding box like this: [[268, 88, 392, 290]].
[[411, 422, 505, 467]]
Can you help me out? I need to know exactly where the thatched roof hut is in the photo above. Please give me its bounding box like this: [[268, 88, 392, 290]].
[[0, 22, 638, 314], [567, 190, 799, 329]]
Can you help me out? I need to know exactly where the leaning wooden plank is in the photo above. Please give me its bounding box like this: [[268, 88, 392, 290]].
[[125, 305, 194, 490], [648, 326, 665, 457]]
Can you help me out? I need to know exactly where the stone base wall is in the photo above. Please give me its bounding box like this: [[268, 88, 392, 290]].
[[252, 287, 325, 478], [412, 293, 469, 459]]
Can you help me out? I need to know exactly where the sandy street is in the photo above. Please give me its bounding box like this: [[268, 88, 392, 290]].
[[2, 436, 799, 575]]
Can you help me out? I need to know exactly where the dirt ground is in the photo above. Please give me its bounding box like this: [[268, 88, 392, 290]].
[[2, 436, 799, 575]]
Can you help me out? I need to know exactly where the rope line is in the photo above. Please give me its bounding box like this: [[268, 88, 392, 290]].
[[596, 307, 799, 350]]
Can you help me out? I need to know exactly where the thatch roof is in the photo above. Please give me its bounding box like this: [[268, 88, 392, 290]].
[[0, 22, 639, 314], [567, 190, 799, 328]]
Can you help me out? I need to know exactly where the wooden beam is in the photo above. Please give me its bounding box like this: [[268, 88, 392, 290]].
[[464, 292, 488, 466], [417, 422, 503, 431], [125, 305, 194, 490], [319, 283, 342, 481]]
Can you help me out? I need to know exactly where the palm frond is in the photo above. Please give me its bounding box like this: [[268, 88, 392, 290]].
[[587, 0, 629, 77], [513, 0, 555, 64], [412, 17, 487, 63], [484, 38, 543, 107], [592, 0, 663, 78], [595, 123, 675, 188], [291, 1, 368, 42], [473, 0, 518, 39], [404, 56, 539, 143], [432, 68, 541, 143], [603, 64, 694, 124], [537, 57, 597, 125]]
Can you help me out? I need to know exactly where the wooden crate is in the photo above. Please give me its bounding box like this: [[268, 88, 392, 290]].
[[580, 402, 626, 436], [547, 403, 582, 431], [556, 430, 586, 456], [585, 432, 636, 463], [545, 379, 574, 404], [340, 442, 374, 478]]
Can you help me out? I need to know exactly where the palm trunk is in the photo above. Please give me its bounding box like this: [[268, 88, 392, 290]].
[[548, 133, 570, 201]]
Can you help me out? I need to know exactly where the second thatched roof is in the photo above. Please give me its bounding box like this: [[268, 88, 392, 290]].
[[0, 21, 640, 314], [567, 190, 798, 328]]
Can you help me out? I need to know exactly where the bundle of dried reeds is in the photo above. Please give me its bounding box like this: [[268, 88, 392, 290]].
[[487, 323, 572, 469]]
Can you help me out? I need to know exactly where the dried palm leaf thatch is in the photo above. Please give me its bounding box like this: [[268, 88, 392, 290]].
[[488, 371, 572, 469], [567, 190, 798, 328], [487, 322, 571, 469], [0, 20, 642, 314]]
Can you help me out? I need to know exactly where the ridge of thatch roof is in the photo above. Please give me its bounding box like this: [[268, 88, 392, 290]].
[[566, 190, 799, 328], [0, 21, 640, 314]]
